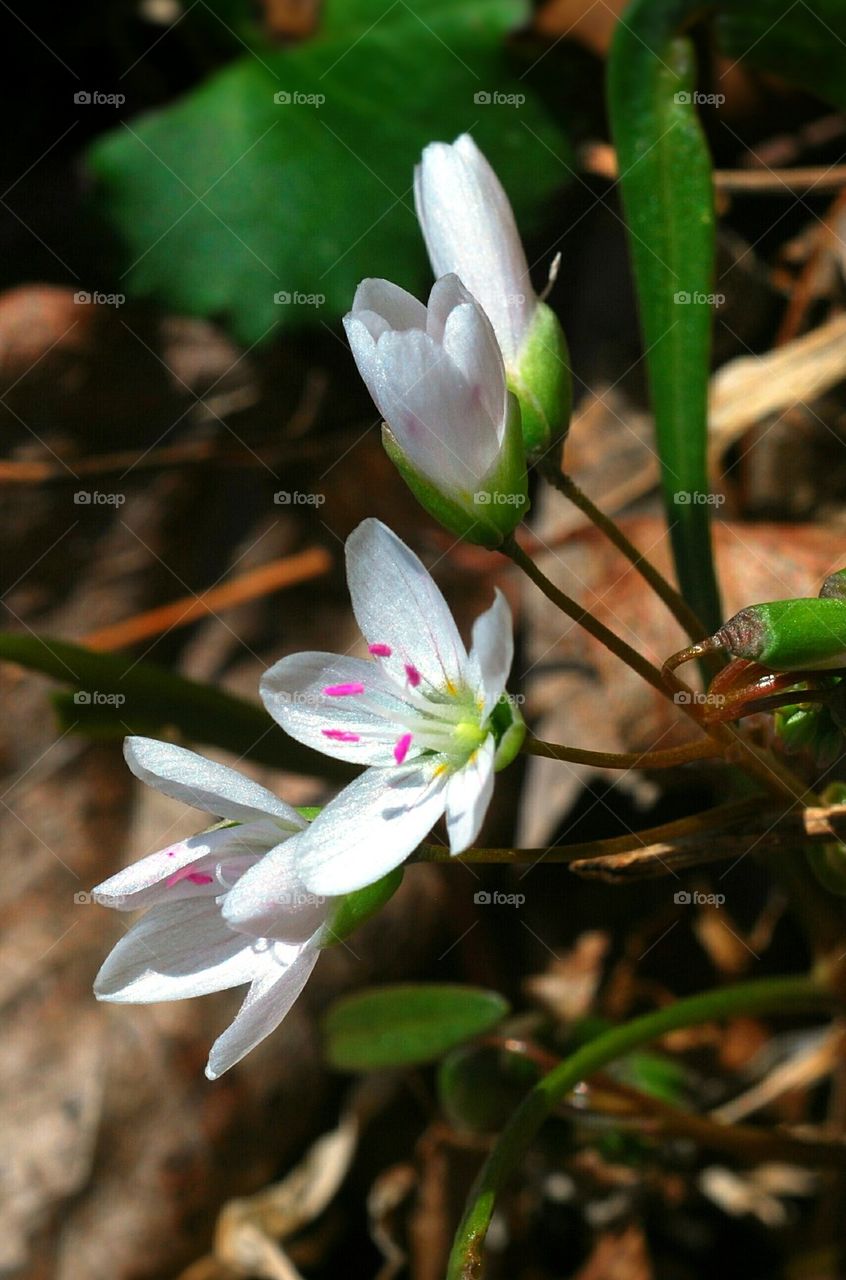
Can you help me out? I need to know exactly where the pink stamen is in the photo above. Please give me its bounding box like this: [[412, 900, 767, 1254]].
[[394, 732, 413, 764], [405, 664, 422, 688], [369, 643, 392, 657], [322, 729, 360, 742], [167, 867, 214, 888], [324, 682, 365, 697]]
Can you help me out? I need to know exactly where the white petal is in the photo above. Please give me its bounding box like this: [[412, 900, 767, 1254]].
[[351, 278, 427, 331], [425, 273, 475, 342], [344, 315, 382, 406], [94, 898, 261, 1003], [373, 327, 499, 488], [260, 652, 411, 765], [222, 833, 332, 945], [93, 817, 282, 910], [414, 135, 535, 362], [467, 589, 514, 718], [297, 764, 448, 896], [124, 737, 305, 827], [205, 944, 320, 1079], [345, 519, 469, 693], [440, 295, 507, 435], [444, 735, 496, 853]]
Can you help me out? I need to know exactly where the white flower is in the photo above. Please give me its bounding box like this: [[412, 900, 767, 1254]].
[[343, 274, 527, 545], [415, 134, 537, 367], [414, 134, 571, 456], [93, 737, 333, 1080], [248, 518, 523, 902]]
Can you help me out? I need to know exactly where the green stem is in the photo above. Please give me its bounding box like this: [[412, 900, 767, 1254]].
[[541, 464, 708, 645], [447, 974, 835, 1280], [525, 734, 720, 769]]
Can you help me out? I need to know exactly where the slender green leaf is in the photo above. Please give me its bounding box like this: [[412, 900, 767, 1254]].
[[718, 1, 846, 111], [324, 983, 510, 1070], [0, 632, 350, 780]]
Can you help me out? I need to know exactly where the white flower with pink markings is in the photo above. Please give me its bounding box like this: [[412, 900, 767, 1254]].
[[246, 518, 524, 903]]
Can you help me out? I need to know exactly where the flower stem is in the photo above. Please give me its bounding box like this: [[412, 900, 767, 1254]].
[[446, 974, 835, 1280], [541, 463, 708, 645], [502, 534, 669, 696], [524, 735, 720, 769]]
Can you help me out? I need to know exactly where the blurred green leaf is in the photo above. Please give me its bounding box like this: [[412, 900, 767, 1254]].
[[608, 21, 720, 632], [0, 632, 350, 780], [324, 983, 510, 1070], [438, 1043, 540, 1132], [87, 0, 573, 344], [612, 1049, 691, 1106], [718, 1, 846, 111]]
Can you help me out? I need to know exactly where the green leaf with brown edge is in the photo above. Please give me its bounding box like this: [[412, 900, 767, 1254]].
[[0, 632, 351, 780], [324, 983, 510, 1071]]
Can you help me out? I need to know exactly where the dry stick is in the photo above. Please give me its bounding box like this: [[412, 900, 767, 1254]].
[[82, 547, 332, 651], [540, 462, 707, 644]]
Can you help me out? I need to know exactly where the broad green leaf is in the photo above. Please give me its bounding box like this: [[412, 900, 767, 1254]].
[[438, 1043, 540, 1132], [0, 632, 350, 780], [324, 983, 510, 1071], [88, 0, 574, 344], [608, 19, 721, 633]]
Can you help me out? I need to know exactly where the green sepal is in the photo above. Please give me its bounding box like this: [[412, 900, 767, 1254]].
[[489, 694, 526, 771], [723, 598, 846, 671], [381, 395, 528, 549], [318, 867, 404, 949], [510, 301, 572, 457]]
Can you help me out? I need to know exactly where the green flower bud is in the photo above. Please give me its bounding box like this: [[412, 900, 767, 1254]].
[[509, 301, 572, 457]]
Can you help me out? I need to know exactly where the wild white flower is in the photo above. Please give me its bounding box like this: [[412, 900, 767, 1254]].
[[248, 518, 524, 902], [415, 133, 571, 455], [344, 274, 527, 546], [93, 737, 332, 1080]]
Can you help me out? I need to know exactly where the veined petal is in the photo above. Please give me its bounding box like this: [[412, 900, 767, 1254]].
[[467, 589, 514, 718], [124, 737, 305, 828], [351, 278, 427, 331], [222, 833, 332, 945], [440, 296, 507, 437], [444, 734, 496, 853], [93, 817, 282, 910], [373, 327, 499, 489], [414, 134, 535, 362], [261, 652, 411, 765], [297, 764, 449, 897], [94, 898, 261, 1003], [206, 943, 320, 1079], [345, 519, 469, 693]]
